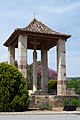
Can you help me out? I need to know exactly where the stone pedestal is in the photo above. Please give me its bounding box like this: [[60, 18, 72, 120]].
[[57, 39, 66, 95], [8, 46, 15, 65], [41, 47, 48, 93], [18, 35, 27, 83], [33, 50, 37, 92]]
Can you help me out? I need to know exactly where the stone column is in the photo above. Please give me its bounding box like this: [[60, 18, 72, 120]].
[[57, 39, 66, 95], [18, 35, 27, 83], [33, 50, 37, 92], [8, 46, 15, 66], [41, 47, 48, 93]]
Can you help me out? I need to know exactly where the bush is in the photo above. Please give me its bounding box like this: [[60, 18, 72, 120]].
[[63, 98, 80, 107], [70, 98, 79, 107], [48, 79, 57, 93], [63, 99, 70, 106], [0, 63, 29, 112], [39, 102, 52, 110], [75, 88, 80, 95]]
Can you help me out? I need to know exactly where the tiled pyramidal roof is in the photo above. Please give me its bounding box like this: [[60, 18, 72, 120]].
[[19, 18, 69, 36]]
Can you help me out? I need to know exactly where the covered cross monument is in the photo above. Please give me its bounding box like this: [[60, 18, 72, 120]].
[[3, 19, 71, 95]]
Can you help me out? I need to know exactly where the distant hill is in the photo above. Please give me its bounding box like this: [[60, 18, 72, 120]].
[[67, 77, 80, 80]]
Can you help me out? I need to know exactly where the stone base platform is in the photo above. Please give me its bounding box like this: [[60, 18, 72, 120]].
[[31, 90, 49, 95], [29, 90, 49, 95], [29, 95, 80, 109]]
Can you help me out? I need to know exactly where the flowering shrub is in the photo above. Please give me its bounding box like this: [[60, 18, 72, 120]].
[[27, 62, 57, 90], [37, 65, 57, 80], [37, 65, 42, 79], [48, 68, 57, 80]]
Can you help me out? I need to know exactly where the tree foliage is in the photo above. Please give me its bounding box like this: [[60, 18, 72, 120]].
[[0, 63, 29, 112], [67, 79, 80, 95], [37, 65, 57, 80], [48, 79, 57, 93], [27, 61, 57, 90]]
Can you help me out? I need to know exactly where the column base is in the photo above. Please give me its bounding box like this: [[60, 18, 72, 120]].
[[31, 90, 49, 95], [57, 80, 66, 95]]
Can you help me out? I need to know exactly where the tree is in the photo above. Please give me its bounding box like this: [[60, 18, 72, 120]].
[[67, 79, 80, 95], [37, 65, 57, 79], [27, 61, 57, 90], [0, 63, 29, 112]]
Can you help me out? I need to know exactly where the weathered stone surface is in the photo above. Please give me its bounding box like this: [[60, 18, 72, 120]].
[[33, 50, 37, 92], [8, 46, 15, 65], [57, 39, 66, 95], [41, 47, 48, 93], [29, 95, 80, 108], [18, 35, 27, 82]]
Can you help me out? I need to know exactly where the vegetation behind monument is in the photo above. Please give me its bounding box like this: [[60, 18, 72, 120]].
[[27, 61, 80, 95], [67, 79, 80, 95], [27, 61, 57, 90]]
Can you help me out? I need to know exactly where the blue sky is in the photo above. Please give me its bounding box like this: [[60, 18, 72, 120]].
[[0, 0, 80, 77]]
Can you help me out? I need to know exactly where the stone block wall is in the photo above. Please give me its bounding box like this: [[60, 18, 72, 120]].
[[29, 95, 80, 108]]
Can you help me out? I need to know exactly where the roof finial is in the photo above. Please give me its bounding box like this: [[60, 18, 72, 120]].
[[34, 12, 35, 19]]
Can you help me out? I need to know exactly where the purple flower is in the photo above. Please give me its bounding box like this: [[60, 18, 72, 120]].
[[37, 65, 57, 80]]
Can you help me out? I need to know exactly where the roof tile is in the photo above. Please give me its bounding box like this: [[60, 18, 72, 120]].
[[19, 19, 70, 36]]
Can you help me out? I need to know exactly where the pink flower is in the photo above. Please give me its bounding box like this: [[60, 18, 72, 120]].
[[37, 65, 57, 80]]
